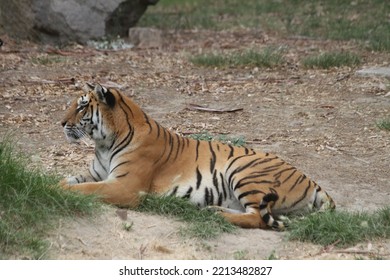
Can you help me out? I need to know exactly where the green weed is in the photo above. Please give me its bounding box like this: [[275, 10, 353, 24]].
[[190, 49, 284, 68], [188, 131, 246, 147], [377, 119, 390, 131], [233, 250, 250, 260], [302, 52, 361, 69], [30, 55, 66, 65], [137, 194, 236, 239], [0, 138, 100, 259], [288, 207, 390, 247]]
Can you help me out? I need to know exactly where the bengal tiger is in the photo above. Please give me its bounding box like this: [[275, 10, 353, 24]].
[[60, 83, 335, 230]]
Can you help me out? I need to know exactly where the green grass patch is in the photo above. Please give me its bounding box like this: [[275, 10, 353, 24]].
[[0, 138, 100, 259], [288, 207, 390, 247], [190, 48, 284, 68], [377, 118, 390, 131], [137, 194, 236, 239], [140, 0, 390, 51], [30, 55, 67, 65], [188, 131, 246, 147], [302, 52, 361, 69]]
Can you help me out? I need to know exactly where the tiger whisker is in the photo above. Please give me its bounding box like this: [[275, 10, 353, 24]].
[[76, 129, 93, 147]]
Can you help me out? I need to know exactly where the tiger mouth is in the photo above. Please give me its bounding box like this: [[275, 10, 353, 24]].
[[64, 126, 87, 143], [65, 130, 81, 143]]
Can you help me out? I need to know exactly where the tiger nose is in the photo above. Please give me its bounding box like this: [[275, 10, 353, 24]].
[[61, 120, 67, 127]]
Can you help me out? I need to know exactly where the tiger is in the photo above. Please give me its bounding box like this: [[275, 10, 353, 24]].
[[60, 83, 335, 230]]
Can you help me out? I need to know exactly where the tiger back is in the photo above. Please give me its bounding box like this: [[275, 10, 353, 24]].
[[60, 84, 335, 230]]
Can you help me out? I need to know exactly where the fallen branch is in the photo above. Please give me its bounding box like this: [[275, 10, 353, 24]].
[[19, 77, 75, 85], [45, 47, 98, 57], [245, 139, 264, 145], [186, 103, 243, 113], [334, 249, 388, 256]]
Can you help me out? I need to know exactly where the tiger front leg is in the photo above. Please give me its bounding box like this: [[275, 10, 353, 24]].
[[62, 177, 150, 208], [60, 169, 99, 188], [206, 205, 244, 214], [61, 158, 109, 187]]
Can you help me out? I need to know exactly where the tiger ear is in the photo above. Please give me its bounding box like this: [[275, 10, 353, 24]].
[[94, 84, 116, 108], [82, 82, 95, 93]]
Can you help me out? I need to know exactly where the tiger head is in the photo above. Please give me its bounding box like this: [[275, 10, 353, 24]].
[[61, 83, 117, 143]]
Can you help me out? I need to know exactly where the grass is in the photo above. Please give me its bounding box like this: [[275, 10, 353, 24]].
[[288, 207, 390, 247], [377, 119, 390, 131], [188, 131, 246, 146], [0, 138, 100, 259], [30, 55, 67, 65], [137, 194, 236, 239], [302, 52, 361, 69], [190, 48, 284, 68], [140, 0, 390, 51]]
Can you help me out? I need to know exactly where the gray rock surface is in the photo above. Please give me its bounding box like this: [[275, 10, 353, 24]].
[[0, 0, 158, 44]]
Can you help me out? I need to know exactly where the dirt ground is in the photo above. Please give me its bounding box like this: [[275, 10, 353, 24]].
[[1, 30, 389, 260]]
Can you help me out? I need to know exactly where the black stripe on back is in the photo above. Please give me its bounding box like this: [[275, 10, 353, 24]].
[[161, 132, 175, 164], [290, 183, 311, 208], [118, 95, 134, 118], [288, 174, 304, 192], [173, 133, 181, 161], [234, 179, 274, 191], [237, 189, 264, 200], [195, 140, 200, 161], [208, 141, 216, 174], [143, 112, 153, 133], [274, 167, 296, 180], [228, 156, 272, 186]]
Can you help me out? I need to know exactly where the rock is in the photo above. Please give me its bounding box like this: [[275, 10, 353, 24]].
[[128, 27, 163, 48], [0, 0, 159, 45]]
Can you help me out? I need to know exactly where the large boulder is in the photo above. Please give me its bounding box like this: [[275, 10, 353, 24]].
[[0, 0, 158, 44]]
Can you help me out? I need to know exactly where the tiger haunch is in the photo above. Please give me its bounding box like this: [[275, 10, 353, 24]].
[[60, 84, 336, 230]]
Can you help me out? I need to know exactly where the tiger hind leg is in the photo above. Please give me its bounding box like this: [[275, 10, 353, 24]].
[[209, 194, 286, 230], [217, 208, 268, 229], [207, 205, 269, 229]]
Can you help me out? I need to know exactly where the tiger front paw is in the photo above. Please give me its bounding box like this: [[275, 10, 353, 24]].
[[205, 205, 227, 213], [59, 175, 82, 189], [59, 178, 73, 190]]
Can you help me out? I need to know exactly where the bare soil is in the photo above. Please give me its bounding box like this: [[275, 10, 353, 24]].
[[0, 30, 389, 259]]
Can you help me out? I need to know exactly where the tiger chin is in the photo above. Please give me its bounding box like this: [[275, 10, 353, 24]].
[[60, 83, 335, 230]]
